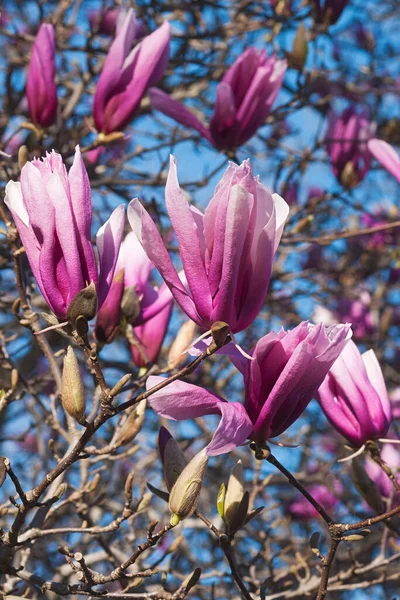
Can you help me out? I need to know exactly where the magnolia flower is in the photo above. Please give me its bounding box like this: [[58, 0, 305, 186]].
[[95, 232, 173, 366], [128, 157, 289, 334], [94, 9, 170, 133], [326, 107, 375, 187], [364, 443, 400, 507], [26, 23, 57, 127], [150, 48, 286, 151], [317, 340, 391, 447], [288, 483, 341, 520], [368, 139, 400, 184], [4, 147, 125, 321], [145, 321, 351, 456]]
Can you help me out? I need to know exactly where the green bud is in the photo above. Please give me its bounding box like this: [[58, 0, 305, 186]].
[[169, 451, 208, 524], [61, 346, 86, 424], [224, 460, 244, 524]]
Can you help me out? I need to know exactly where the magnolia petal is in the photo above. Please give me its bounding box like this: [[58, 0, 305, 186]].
[[96, 204, 125, 307]]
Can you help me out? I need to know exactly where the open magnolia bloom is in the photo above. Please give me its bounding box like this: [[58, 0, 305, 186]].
[[4, 147, 125, 321], [146, 321, 351, 456], [128, 156, 289, 335], [317, 340, 392, 448]]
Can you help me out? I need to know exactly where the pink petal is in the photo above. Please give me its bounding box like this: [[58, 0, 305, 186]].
[[368, 139, 400, 183], [96, 204, 125, 307], [68, 146, 98, 287], [93, 9, 137, 131], [149, 87, 212, 143], [165, 156, 213, 321], [146, 376, 253, 456], [128, 198, 201, 324]]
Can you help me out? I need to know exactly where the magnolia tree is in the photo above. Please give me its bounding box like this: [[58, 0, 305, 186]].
[[1, 1, 400, 599]]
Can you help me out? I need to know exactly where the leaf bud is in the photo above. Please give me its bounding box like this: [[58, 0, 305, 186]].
[[224, 460, 245, 524], [61, 346, 86, 424], [169, 450, 208, 525]]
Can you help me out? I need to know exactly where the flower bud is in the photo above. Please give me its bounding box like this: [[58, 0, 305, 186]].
[[61, 346, 86, 424], [121, 286, 141, 325], [167, 320, 197, 369], [288, 23, 308, 71], [224, 460, 245, 524], [114, 400, 146, 447], [169, 450, 208, 525], [67, 281, 98, 325], [158, 426, 186, 491]]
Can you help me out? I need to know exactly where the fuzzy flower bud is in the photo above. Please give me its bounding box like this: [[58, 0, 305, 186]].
[[169, 450, 208, 525], [61, 347, 86, 424]]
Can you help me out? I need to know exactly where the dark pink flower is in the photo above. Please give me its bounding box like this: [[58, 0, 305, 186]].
[[4, 148, 125, 320], [94, 10, 170, 133], [128, 157, 289, 333], [150, 48, 286, 151], [26, 24, 57, 127], [317, 340, 391, 447], [145, 321, 350, 455], [326, 107, 375, 187]]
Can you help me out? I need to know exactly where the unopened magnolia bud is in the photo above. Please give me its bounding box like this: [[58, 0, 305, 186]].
[[121, 286, 141, 325], [67, 282, 98, 325], [169, 451, 208, 525], [97, 131, 125, 145], [115, 400, 146, 447], [18, 145, 29, 170], [224, 460, 244, 524], [168, 320, 198, 369], [289, 23, 308, 71], [159, 427, 186, 492], [340, 161, 357, 189], [211, 321, 230, 349], [61, 346, 86, 424]]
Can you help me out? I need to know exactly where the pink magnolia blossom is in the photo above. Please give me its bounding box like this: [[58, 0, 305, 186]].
[[317, 340, 391, 447], [326, 107, 375, 187], [89, 8, 127, 36], [93, 9, 170, 134], [365, 443, 400, 506], [128, 157, 289, 333], [95, 232, 173, 366], [26, 23, 57, 127], [368, 139, 400, 184], [145, 322, 351, 456], [4, 147, 125, 321], [149, 48, 286, 151], [313, 291, 375, 340], [288, 483, 341, 520]]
